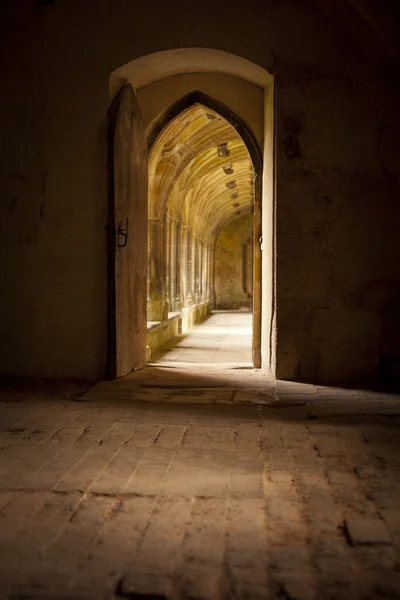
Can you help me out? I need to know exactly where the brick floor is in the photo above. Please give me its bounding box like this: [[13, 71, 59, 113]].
[[0, 374, 400, 599]]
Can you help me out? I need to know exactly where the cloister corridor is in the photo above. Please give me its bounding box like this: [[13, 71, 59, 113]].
[[143, 92, 262, 371], [150, 311, 252, 368]]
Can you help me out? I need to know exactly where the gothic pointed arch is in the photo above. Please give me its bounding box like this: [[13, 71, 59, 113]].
[[147, 90, 262, 174]]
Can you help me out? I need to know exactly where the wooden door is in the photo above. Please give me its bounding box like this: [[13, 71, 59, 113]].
[[108, 84, 148, 378], [253, 174, 262, 369]]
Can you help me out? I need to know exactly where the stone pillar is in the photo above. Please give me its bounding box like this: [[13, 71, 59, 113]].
[[202, 240, 209, 303], [193, 237, 198, 305], [169, 219, 176, 312], [203, 242, 208, 301], [204, 239, 209, 303], [195, 237, 201, 305], [181, 225, 188, 306], [211, 239, 217, 308], [187, 227, 194, 307], [199, 239, 204, 303], [207, 240, 212, 301], [175, 220, 182, 311], [165, 215, 171, 315], [147, 219, 167, 321]]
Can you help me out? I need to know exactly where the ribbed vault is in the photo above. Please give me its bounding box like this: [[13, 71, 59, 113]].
[[148, 104, 254, 235]]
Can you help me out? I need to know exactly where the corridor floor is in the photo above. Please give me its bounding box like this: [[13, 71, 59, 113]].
[[0, 376, 400, 600], [150, 311, 253, 367], [1, 374, 400, 599]]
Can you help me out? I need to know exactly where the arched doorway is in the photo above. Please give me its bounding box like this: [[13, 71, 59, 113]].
[[146, 92, 262, 368], [108, 49, 275, 378]]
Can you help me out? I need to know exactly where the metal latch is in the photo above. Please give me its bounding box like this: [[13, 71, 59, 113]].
[[117, 218, 128, 248]]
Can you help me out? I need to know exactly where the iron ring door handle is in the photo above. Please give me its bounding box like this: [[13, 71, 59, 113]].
[[117, 219, 128, 248]]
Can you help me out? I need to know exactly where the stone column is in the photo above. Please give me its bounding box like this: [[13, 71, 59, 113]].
[[175, 219, 182, 311], [187, 227, 193, 307], [211, 239, 217, 308], [147, 219, 167, 321], [169, 218, 176, 312], [181, 225, 188, 307], [193, 237, 199, 305], [195, 237, 201, 305], [165, 215, 171, 315], [203, 240, 210, 302], [199, 239, 204, 303], [203, 242, 208, 302], [207, 240, 212, 301]]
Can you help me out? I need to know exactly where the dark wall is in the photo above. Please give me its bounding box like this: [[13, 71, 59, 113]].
[[1, 0, 399, 382]]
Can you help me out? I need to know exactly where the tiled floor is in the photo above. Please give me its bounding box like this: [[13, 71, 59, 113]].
[[150, 311, 253, 367]]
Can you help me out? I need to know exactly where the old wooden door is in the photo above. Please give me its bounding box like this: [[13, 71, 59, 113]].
[[108, 84, 148, 378], [253, 173, 262, 369]]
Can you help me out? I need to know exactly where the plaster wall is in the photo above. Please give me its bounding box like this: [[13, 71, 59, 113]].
[[137, 73, 263, 149], [1, 0, 400, 381], [215, 216, 253, 310]]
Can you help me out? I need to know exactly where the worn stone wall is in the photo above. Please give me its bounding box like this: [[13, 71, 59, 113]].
[[275, 75, 400, 382], [138, 73, 264, 149], [1, 0, 399, 381], [215, 216, 253, 310]]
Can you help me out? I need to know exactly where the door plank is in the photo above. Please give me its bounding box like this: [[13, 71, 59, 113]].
[[108, 85, 148, 378]]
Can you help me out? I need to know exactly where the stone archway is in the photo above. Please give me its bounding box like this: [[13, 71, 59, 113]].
[[109, 49, 275, 377]]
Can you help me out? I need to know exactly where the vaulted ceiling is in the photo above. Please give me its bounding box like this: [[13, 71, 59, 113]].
[[148, 104, 254, 237]]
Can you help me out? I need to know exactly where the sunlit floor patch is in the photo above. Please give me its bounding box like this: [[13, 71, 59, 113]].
[[150, 311, 253, 367]]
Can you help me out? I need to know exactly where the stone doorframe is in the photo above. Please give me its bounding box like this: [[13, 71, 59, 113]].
[[109, 49, 275, 376]]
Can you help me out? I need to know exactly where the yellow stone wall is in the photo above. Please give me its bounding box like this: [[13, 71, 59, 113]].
[[215, 215, 253, 310]]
